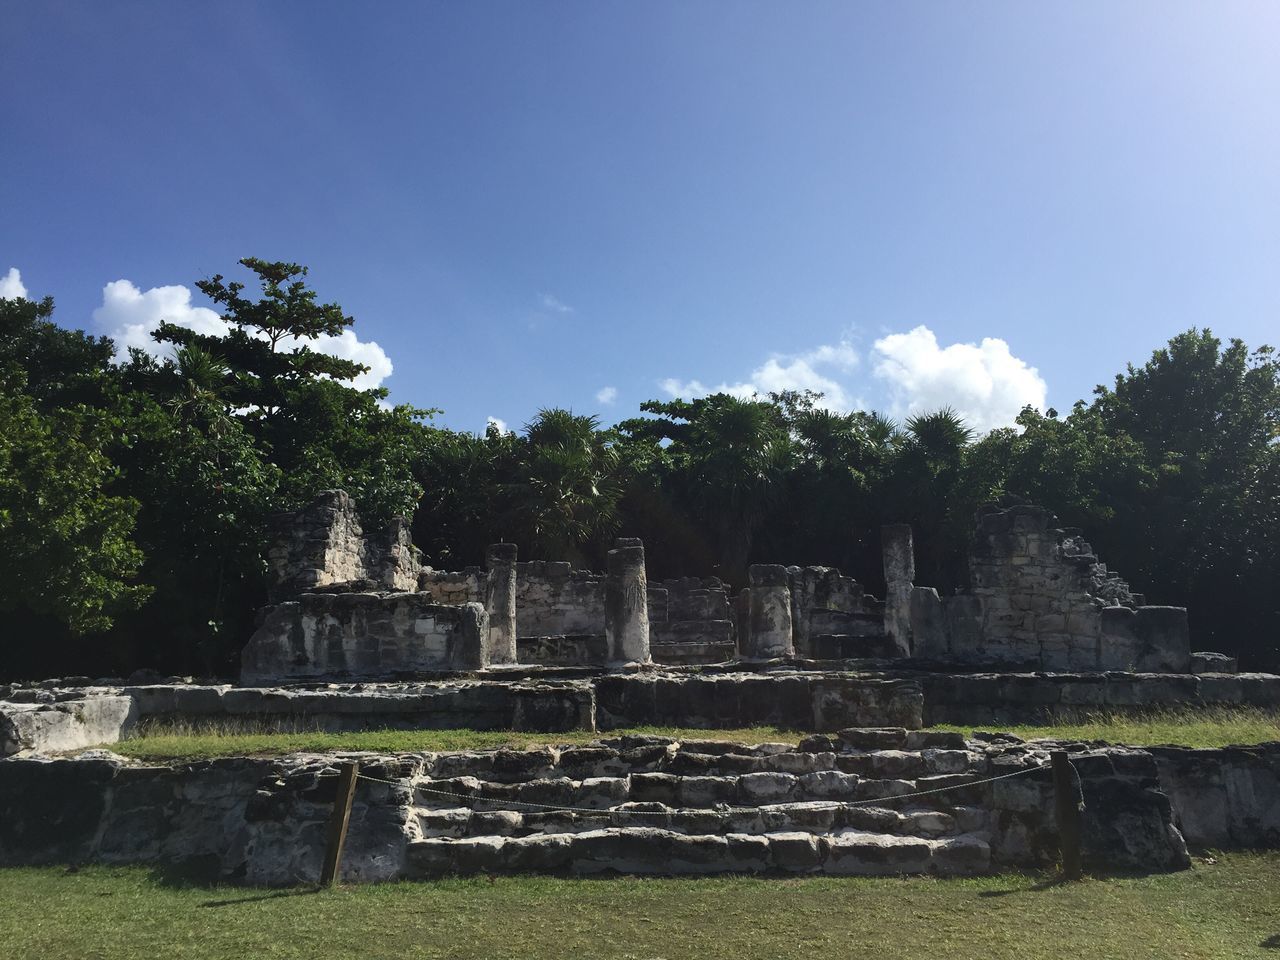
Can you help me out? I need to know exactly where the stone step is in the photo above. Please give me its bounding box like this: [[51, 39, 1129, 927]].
[[422, 733, 978, 783], [406, 828, 991, 877], [416, 799, 990, 840], [413, 770, 989, 811]]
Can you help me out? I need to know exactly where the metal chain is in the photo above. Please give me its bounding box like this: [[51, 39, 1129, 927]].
[[321, 758, 1051, 817]]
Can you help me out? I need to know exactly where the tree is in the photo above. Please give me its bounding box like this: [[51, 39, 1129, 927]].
[[0, 377, 148, 638], [0, 294, 117, 410], [411, 425, 522, 568], [147, 257, 434, 522], [110, 346, 281, 673], [621, 394, 793, 581], [0, 293, 148, 675], [759, 395, 900, 578], [1082, 330, 1280, 665], [502, 409, 624, 565]]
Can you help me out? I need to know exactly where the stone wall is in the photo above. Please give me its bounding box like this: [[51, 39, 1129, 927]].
[[593, 672, 925, 731], [737, 565, 888, 660], [266, 490, 422, 601], [417, 568, 485, 606], [241, 594, 489, 683], [3, 741, 1274, 883], [647, 578, 735, 663], [919, 670, 1280, 725], [0, 696, 136, 756], [788, 566, 890, 659], [1150, 745, 1280, 849], [905, 504, 1193, 672], [8, 670, 1279, 756], [515, 562, 607, 639]]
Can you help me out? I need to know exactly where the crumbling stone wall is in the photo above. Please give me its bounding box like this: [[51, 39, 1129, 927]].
[[515, 562, 607, 639], [266, 490, 422, 600], [735, 565, 889, 660], [647, 578, 735, 661], [788, 566, 888, 659], [417, 568, 485, 606], [241, 594, 489, 683], [905, 504, 1192, 672]]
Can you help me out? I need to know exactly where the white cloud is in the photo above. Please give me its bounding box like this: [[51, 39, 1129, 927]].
[[300, 329, 393, 391], [595, 386, 618, 405], [539, 293, 573, 314], [486, 416, 510, 435], [91, 278, 394, 390], [658, 328, 1043, 432], [660, 341, 860, 411], [871, 325, 1046, 432], [0, 267, 29, 299], [94, 280, 227, 361]]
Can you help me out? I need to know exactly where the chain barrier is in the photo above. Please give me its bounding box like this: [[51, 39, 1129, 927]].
[[314, 756, 1054, 818]]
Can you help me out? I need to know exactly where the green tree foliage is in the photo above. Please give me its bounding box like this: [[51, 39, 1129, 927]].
[[0, 262, 435, 676], [502, 409, 623, 565], [0, 294, 117, 409], [0, 377, 148, 636], [0, 296, 148, 657], [109, 347, 281, 672], [150, 258, 434, 522], [412, 425, 524, 568], [4, 262, 1278, 676], [1080, 331, 1278, 660], [111, 259, 435, 671]]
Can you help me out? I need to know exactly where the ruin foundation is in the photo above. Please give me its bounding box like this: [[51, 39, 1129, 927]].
[[3, 736, 1274, 883]]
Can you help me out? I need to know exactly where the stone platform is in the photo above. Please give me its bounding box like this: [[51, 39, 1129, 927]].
[[3, 734, 1275, 884], [4, 664, 1279, 757]]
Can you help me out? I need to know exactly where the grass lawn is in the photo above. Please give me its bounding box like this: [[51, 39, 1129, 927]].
[[935, 705, 1280, 750], [101, 707, 1280, 760], [3, 853, 1277, 959]]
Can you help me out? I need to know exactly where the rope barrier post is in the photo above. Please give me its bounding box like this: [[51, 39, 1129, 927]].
[[1051, 750, 1083, 881], [320, 761, 359, 888]]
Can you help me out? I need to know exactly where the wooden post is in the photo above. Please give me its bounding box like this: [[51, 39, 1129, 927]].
[[1051, 750, 1083, 880], [320, 761, 359, 887]]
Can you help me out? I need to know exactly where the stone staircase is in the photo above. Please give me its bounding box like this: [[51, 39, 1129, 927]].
[[403, 729, 999, 877]]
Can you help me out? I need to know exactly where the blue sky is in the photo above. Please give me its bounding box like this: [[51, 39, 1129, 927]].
[[3, 2, 1278, 434]]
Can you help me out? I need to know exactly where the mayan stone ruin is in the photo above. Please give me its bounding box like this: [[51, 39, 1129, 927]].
[[238, 492, 1207, 682], [2, 489, 1277, 884]]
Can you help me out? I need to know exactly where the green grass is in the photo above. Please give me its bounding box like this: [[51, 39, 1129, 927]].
[[101, 707, 1280, 760], [3, 854, 1277, 959], [935, 706, 1280, 749], [106, 722, 802, 760]]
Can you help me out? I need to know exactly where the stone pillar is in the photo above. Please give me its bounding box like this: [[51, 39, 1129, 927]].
[[745, 564, 794, 659], [452, 602, 491, 671], [882, 524, 915, 658], [485, 543, 519, 665], [606, 539, 651, 664], [734, 587, 752, 656]]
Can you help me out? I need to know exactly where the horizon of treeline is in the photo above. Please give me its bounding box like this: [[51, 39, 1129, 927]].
[[2, 258, 1276, 679]]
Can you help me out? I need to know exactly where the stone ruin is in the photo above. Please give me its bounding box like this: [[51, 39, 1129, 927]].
[[2, 491, 1278, 884], [241, 492, 1217, 683], [887, 503, 1197, 673]]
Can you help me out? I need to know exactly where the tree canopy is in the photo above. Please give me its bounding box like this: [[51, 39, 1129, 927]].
[[2, 266, 1277, 678]]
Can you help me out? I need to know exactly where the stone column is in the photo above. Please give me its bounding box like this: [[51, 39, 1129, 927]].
[[485, 543, 519, 665], [882, 524, 915, 657], [452, 602, 491, 671], [745, 564, 794, 659], [605, 539, 651, 664]]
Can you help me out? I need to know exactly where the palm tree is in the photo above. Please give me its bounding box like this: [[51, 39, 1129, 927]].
[[504, 409, 623, 564]]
